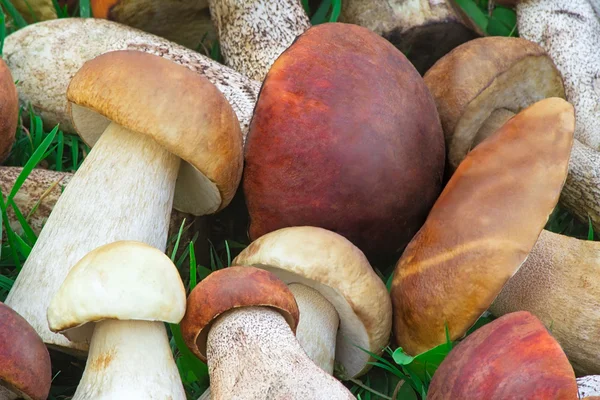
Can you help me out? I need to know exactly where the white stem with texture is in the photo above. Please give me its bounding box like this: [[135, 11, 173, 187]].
[[5, 122, 180, 353], [0, 385, 18, 400], [72, 320, 185, 400], [207, 307, 355, 399]]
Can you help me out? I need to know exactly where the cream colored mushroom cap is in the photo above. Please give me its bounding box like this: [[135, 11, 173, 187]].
[[232, 226, 392, 379], [47, 240, 186, 343]]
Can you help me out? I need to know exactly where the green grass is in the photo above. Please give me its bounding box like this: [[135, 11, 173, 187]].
[[0, 0, 592, 399]]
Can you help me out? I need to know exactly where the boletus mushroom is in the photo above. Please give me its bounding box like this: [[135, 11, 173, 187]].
[[428, 311, 579, 399], [47, 240, 187, 399], [0, 59, 19, 163], [180, 266, 355, 399], [232, 226, 392, 379], [578, 376, 600, 398], [390, 97, 575, 355], [5, 50, 242, 354], [243, 22, 445, 260], [0, 302, 52, 400]]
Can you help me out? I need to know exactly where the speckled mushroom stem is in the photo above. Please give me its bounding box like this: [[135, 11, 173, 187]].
[[208, 0, 311, 81], [71, 320, 185, 399], [207, 306, 355, 399], [4, 122, 180, 353], [579, 376, 600, 398]]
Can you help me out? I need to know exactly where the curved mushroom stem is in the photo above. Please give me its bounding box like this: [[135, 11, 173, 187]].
[[72, 320, 185, 399], [208, 0, 310, 81], [288, 283, 339, 374], [5, 121, 180, 353], [207, 306, 354, 399], [473, 108, 516, 148], [0, 386, 18, 400]]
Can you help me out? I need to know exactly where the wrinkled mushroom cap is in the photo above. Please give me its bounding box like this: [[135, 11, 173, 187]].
[[428, 311, 578, 399], [0, 302, 52, 400], [423, 36, 565, 171], [67, 50, 243, 215], [47, 240, 187, 343], [390, 98, 574, 355], [0, 59, 19, 163], [180, 266, 299, 362], [232, 226, 392, 378]]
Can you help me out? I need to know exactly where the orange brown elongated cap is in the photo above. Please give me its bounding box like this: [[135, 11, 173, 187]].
[[390, 97, 575, 356], [428, 311, 579, 400], [0, 59, 19, 163], [180, 266, 300, 362], [66, 50, 243, 215], [0, 302, 52, 400]]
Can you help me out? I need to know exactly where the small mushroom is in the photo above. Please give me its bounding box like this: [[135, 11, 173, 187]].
[[0, 59, 19, 163], [0, 302, 51, 400], [232, 226, 392, 379], [338, 0, 480, 74], [47, 240, 187, 399], [180, 266, 355, 399], [390, 97, 575, 355], [3, 18, 259, 140], [5, 50, 242, 354], [428, 311, 579, 399], [243, 22, 445, 260]]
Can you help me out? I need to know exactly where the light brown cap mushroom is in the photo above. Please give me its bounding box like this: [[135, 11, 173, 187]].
[[0, 302, 52, 400], [66, 49, 243, 214], [179, 266, 299, 362], [390, 97, 574, 355], [232, 226, 392, 378], [0, 59, 19, 163]]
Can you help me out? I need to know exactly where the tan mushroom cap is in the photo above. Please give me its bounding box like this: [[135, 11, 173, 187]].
[[180, 266, 299, 362], [47, 240, 187, 343], [390, 98, 574, 356], [0, 59, 19, 163], [0, 302, 52, 400], [67, 50, 243, 215], [232, 226, 392, 378], [423, 36, 565, 172]]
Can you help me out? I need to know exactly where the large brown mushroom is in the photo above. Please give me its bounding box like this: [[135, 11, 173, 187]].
[[0, 59, 19, 163]]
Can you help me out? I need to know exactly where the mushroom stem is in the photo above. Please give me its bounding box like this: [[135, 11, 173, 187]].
[[72, 319, 185, 399], [0, 386, 18, 400], [473, 108, 516, 148], [288, 283, 339, 374], [5, 121, 180, 353], [207, 306, 354, 399]]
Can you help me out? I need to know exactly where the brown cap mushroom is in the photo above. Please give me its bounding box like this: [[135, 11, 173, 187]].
[[390, 97, 575, 355], [0, 59, 19, 163], [232, 226, 392, 379], [180, 266, 355, 399], [0, 302, 51, 400], [428, 311, 579, 399], [243, 22, 445, 260]]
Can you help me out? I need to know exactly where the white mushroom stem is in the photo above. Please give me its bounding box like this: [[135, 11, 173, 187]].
[[289, 283, 339, 374], [208, 0, 310, 81], [71, 320, 185, 399], [578, 376, 600, 398], [4, 122, 179, 353], [207, 306, 355, 399]]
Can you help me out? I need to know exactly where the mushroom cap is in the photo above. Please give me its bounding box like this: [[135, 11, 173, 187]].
[[47, 240, 186, 343], [232, 226, 392, 378], [423, 36, 565, 171], [427, 311, 578, 399], [243, 22, 445, 259], [0, 59, 19, 163], [390, 97, 574, 355], [180, 266, 299, 362], [0, 302, 52, 400], [67, 49, 243, 215]]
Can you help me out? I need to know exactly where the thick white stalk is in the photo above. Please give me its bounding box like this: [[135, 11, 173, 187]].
[[5, 122, 180, 353], [72, 320, 185, 400], [207, 307, 354, 399], [289, 283, 339, 374]]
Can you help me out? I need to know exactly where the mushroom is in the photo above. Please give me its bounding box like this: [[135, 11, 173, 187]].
[[232, 226, 392, 379], [180, 265, 355, 399], [428, 311, 579, 399], [243, 22, 445, 260], [90, 0, 217, 50], [4, 50, 243, 354], [0, 59, 19, 163], [507, 0, 600, 238], [0, 302, 51, 400], [3, 17, 259, 140], [338, 0, 480, 74], [11, 0, 58, 22], [47, 240, 187, 399], [390, 97, 575, 355], [208, 0, 310, 81], [578, 376, 600, 398]]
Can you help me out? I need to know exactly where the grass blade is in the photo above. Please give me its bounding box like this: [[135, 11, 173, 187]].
[[0, 10, 6, 56], [8, 199, 37, 245], [189, 242, 197, 290], [79, 0, 91, 17]]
